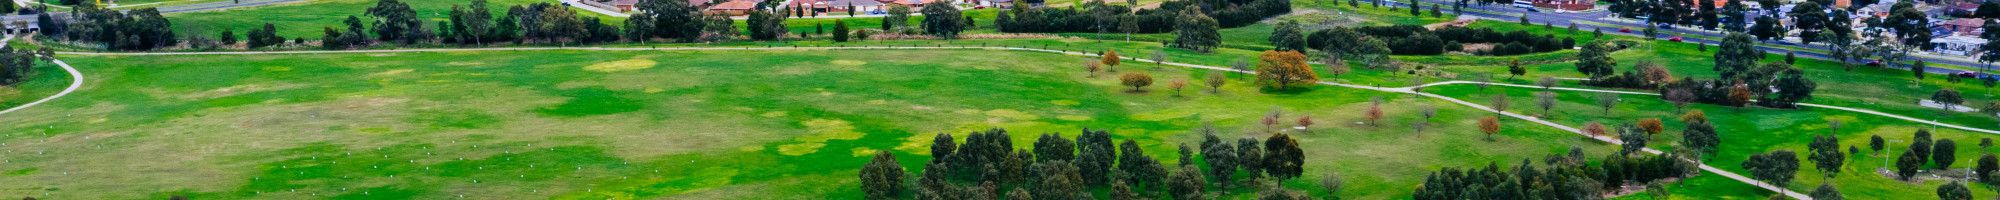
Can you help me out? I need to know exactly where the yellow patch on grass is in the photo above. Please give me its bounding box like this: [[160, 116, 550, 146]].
[[984, 109, 1039, 120], [830, 60, 867, 66], [850, 147, 880, 157], [777, 143, 827, 156], [1057, 115, 1093, 121], [1050, 100, 1081, 106], [584, 59, 659, 72], [370, 69, 414, 76]]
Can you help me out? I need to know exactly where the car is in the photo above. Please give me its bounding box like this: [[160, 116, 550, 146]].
[[1956, 72, 1979, 78], [975, 5, 986, 9], [1866, 60, 1882, 66], [1619, 28, 1632, 33], [1668, 36, 1683, 42]]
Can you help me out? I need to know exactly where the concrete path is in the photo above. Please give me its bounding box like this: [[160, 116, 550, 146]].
[[0, 34, 84, 117]]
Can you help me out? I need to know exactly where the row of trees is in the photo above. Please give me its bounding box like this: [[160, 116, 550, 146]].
[[1306, 25, 1573, 56], [858, 127, 1312, 199], [1411, 146, 1697, 199], [994, 0, 1288, 34], [45, 5, 177, 51]]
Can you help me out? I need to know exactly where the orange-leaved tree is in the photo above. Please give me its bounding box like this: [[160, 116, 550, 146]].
[[1254, 50, 1316, 90]]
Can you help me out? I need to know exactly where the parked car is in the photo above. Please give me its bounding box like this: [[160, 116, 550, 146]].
[[1619, 28, 1632, 33], [1668, 36, 1683, 42], [1956, 72, 1979, 78]]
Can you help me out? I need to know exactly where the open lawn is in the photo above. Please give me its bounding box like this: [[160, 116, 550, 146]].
[[164, 0, 625, 38], [0, 49, 1640, 199]]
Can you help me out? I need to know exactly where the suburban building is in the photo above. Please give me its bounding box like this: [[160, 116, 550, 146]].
[[1931, 35, 1987, 57], [705, 0, 761, 15], [580, 0, 644, 12], [885, 0, 938, 8], [1527, 0, 1592, 11], [1943, 18, 1986, 36], [817, 0, 888, 14]]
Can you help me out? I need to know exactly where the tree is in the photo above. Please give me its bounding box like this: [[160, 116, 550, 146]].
[[1205, 72, 1226, 94], [1326, 54, 1351, 78], [884, 4, 912, 31], [1534, 91, 1557, 117], [1035, 133, 1075, 162], [1727, 82, 1753, 108], [1169, 165, 1206, 200], [1121, 73, 1154, 92], [366, 0, 429, 44], [920, 2, 964, 38], [1933, 89, 1964, 110], [1981, 20, 2000, 73], [1076, 130, 1115, 186], [1634, 118, 1665, 137], [1202, 140, 1237, 189], [1619, 126, 1648, 155], [1264, 133, 1304, 180], [746, 9, 788, 41], [1978, 154, 1999, 183], [1236, 138, 1265, 182], [1939, 181, 1973, 200], [1715, 32, 1760, 79], [1898, 149, 1923, 180], [1914, 129, 1936, 167], [1103, 50, 1123, 72], [1507, 58, 1526, 79], [1170, 79, 1189, 96], [1254, 50, 1316, 90], [1270, 20, 1306, 51], [1871, 135, 1886, 155], [1364, 102, 1383, 127], [1810, 134, 1845, 177], [1666, 88, 1694, 112], [1035, 161, 1087, 200], [1583, 122, 1608, 137], [1596, 93, 1618, 114], [1742, 150, 1799, 187], [833, 20, 851, 42], [1682, 120, 1721, 158], [1489, 95, 1510, 114], [219, 29, 238, 46], [1915, 60, 1929, 80], [1111, 180, 1138, 200], [1415, 107, 1436, 135], [1936, 139, 1959, 169], [861, 151, 905, 200], [1478, 116, 1501, 140], [1085, 62, 1103, 77], [1811, 183, 1843, 200], [929, 134, 956, 164], [1573, 42, 1617, 78], [1172, 7, 1222, 52]]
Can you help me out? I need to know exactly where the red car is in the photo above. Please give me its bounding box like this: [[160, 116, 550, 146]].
[[1668, 36, 1682, 42], [1619, 28, 1632, 33]]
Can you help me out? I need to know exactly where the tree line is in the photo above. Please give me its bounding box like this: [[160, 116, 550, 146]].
[[993, 0, 1288, 34], [858, 127, 1319, 199], [1308, 25, 1575, 56], [1411, 146, 1698, 200]]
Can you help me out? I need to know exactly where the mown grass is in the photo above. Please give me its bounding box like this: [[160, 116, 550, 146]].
[[165, 0, 625, 38], [1429, 82, 2000, 199], [0, 49, 1636, 199], [0, 62, 69, 109]]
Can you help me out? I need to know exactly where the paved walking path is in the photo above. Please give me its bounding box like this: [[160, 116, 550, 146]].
[[50, 44, 2000, 199], [0, 34, 83, 117]]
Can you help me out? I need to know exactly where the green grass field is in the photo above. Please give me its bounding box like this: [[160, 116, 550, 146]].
[[0, 49, 1648, 199], [4, 0, 1998, 198], [165, 0, 625, 38]]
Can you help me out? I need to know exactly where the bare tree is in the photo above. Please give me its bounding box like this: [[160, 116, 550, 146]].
[[1489, 95, 1510, 115], [1415, 106, 1437, 135], [1665, 88, 1694, 112], [1535, 91, 1557, 118], [1204, 72, 1226, 94], [1536, 77, 1557, 90]]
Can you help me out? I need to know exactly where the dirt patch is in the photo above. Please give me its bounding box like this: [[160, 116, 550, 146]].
[[584, 59, 658, 72]]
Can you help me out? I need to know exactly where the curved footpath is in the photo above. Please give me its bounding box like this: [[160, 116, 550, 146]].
[[0, 35, 84, 117], [52, 44, 1992, 199]]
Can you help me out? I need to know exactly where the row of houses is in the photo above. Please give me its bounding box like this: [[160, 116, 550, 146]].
[[580, 0, 969, 16]]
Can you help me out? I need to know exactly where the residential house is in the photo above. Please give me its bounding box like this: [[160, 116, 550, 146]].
[[706, 0, 761, 15], [1944, 18, 1986, 36], [884, 0, 938, 7], [580, 0, 643, 12], [1931, 35, 1987, 57]]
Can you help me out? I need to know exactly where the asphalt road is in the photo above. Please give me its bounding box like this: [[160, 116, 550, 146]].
[[1390, 0, 1987, 75]]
